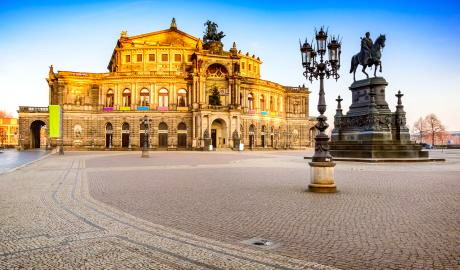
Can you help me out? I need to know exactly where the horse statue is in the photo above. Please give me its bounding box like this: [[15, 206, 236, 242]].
[[350, 33, 386, 81], [203, 20, 225, 43]]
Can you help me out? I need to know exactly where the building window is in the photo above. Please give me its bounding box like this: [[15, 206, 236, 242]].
[[174, 54, 182, 62], [248, 93, 253, 110], [122, 89, 131, 107], [140, 88, 149, 106], [106, 89, 114, 107], [260, 94, 265, 110], [177, 89, 187, 107], [249, 64, 252, 71], [126, 55, 131, 63], [241, 62, 245, 69], [162, 54, 168, 61], [137, 54, 142, 62], [159, 89, 168, 107], [270, 96, 274, 111], [149, 54, 155, 61]]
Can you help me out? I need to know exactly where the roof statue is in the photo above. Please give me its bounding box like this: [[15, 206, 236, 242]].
[[170, 17, 177, 29], [203, 20, 225, 44], [350, 32, 386, 81]]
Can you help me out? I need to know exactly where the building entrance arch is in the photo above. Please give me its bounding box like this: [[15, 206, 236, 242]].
[[30, 120, 46, 148], [249, 124, 255, 149], [121, 122, 130, 148], [210, 118, 227, 149], [177, 122, 187, 148], [158, 122, 168, 148]]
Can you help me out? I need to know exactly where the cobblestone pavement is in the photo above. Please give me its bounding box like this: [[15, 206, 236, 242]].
[[0, 149, 50, 174], [0, 151, 337, 270], [86, 150, 459, 270]]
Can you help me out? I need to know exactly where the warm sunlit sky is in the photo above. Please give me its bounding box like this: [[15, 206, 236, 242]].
[[1, 0, 459, 130]]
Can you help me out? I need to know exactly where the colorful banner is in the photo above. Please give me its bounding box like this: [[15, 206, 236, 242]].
[[48, 105, 61, 138]]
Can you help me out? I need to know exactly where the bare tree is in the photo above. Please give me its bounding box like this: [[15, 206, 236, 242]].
[[424, 114, 445, 146], [413, 117, 427, 143]]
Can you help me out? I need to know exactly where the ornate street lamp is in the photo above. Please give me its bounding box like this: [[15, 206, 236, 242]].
[[300, 26, 341, 193], [139, 115, 151, 158]]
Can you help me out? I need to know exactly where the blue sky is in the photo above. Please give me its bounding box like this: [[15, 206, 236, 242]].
[[1, 0, 459, 130]]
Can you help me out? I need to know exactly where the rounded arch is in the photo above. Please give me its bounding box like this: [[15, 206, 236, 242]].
[[260, 95, 265, 111], [122, 88, 131, 107], [121, 122, 130, 148], [177, 122, 187, 148], [177, 89, 187, 107], [158, 122, 168, 148], [106, 89, 114, 107], [30, 120, 46, 149], [210, 118, 228, 149], [140, 88, 150, 106], [105, 122, 113, 131], [159, 122, 168, 130], [177, 122, 186, 130], [248, 93, 254, 110], [248, 124, 255, 149], [73, 124, 82, 139], [159, 88, 169, 108], [206, 63, 228, 78], [105, 122, 113, 148]]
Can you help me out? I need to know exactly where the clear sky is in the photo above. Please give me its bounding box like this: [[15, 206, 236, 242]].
[[1, 0, 459, 130]]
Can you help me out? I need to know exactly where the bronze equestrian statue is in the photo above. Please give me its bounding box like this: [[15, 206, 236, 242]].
[[350, 32, 386, 81]]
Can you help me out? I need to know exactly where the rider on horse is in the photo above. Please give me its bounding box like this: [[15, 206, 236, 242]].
[[360, 32, 373, 66]]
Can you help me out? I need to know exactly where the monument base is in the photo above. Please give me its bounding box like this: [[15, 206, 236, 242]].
[[141, 150, 149, 158], [330, 140, 429, 159], [308, 162, 337, 193]]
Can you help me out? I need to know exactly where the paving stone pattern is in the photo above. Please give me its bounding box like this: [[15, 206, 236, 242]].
[[88, 150, 460, 270], [0, 151, 337, 270]]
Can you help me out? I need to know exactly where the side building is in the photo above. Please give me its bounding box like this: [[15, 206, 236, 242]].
[[0, 113, 19, 148], [18, 19, 315, 150]]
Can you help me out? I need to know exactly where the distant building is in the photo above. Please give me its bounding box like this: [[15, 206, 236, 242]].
[[18, 19, 315, 150], [0, 114, 18, 147]]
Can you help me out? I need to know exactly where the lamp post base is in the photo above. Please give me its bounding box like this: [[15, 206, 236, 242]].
[[141, 149, 149, 158], [308, 161, 337, 193]]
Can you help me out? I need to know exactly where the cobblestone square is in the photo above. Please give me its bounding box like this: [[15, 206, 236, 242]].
[[1, 150, 459, 269]]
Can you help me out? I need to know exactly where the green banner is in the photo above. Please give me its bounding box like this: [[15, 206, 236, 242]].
[[49, 105, 61, 138]]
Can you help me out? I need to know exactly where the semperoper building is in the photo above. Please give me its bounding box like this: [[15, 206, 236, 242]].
[[18, 19, 315, 150]]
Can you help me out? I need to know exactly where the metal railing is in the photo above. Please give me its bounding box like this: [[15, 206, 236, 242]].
[[18, 106, 49, 113]]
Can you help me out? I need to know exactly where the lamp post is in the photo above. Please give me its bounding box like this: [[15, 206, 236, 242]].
[[139, 115, 151, 158], [300, 26, 341, 193]]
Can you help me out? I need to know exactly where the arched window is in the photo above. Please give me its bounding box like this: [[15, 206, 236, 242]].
[[206, 63, 228, 77], [159, 89, 168, 108], [122, 89, 131, 107], [106, 89, 114, 107], [140, 89, 149, 106], [177, 89, 187, 107], [159, 122, 168, 131], [270, 96, 274, 111], [260, 95, 265, 111], [248, 93, 254, 110]]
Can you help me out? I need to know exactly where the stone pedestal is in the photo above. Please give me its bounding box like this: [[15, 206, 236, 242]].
[[308, 162, 337, 193], [331, 77, 428, 160], [141, 149, 149, 158]]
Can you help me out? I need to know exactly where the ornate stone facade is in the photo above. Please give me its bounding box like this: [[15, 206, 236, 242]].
[[19, 19, 315, 150]]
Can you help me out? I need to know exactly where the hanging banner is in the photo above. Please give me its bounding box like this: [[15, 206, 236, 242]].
[[49, 105, 61, 138]]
